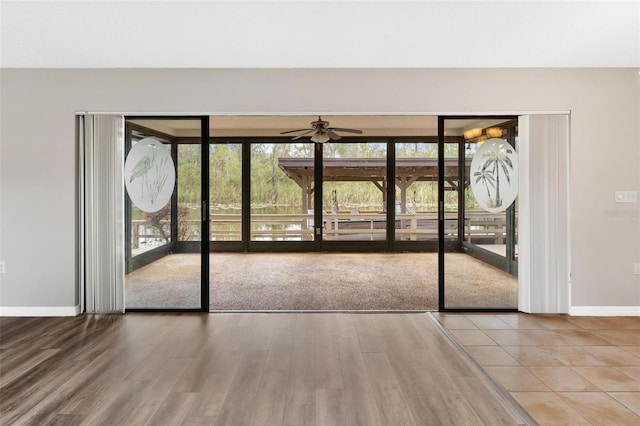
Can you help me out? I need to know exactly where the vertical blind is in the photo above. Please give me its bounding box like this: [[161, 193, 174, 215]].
[[80, 115, 125, 313], [518, 114, 570, 313]]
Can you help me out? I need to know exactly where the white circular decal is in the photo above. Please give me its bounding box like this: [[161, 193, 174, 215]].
[[470, 138, 518, 213], [124, 137, 175, 213]]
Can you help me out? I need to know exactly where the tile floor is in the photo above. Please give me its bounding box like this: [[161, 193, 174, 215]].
[[437, 313, 640, 425]]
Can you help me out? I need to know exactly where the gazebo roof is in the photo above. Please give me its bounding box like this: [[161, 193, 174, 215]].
[[278, 157, 471, 183]]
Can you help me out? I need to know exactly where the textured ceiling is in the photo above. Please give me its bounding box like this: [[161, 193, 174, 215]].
[[2, 1, 637, 68]]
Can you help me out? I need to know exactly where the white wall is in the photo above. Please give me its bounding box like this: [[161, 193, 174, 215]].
[[0, 68, 638, 311]]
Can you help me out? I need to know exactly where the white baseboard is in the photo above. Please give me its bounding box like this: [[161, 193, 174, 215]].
[[0, 305, 81, 317], [569, 306, 640, 316]]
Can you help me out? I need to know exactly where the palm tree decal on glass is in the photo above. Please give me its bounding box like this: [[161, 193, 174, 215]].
[[470, 138, 518, 213], [124, 138, 176, 213]]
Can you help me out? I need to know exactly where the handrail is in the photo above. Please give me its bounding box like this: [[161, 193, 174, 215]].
[[131, 211, 515, 243]]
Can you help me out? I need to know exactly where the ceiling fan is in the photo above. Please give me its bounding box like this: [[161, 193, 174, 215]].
[[280, 116, 363, 143]]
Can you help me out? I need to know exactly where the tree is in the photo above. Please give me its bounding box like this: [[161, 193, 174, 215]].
[[177, 144, 201, 205], [143, 203, 196, 242], [143, 203, 171, 241]]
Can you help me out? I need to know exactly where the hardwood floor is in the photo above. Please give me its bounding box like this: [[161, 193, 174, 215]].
[[0, 313, 524, 425]]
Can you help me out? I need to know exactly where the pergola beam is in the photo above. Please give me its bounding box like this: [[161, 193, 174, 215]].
[[278, 157, 471, 212]]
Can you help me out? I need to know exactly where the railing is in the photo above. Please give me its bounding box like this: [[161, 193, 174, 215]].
[[323, 212, 455, 241], [463, 211, 511, 245], [132, 211, 513, 245], [250, 214, 313, 241], [131, 221, 171, 255], [323, 212, 385, 240], [395, 213, 451, 241], [210, 213, 243, 240]]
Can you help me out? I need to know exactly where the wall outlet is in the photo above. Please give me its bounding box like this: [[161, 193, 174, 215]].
[[0, 261, 5, 274], [635, 263, 640, 275], [615, 191, 637, 203]]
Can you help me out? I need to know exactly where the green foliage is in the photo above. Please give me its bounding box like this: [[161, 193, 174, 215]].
[[210, 144, 242, 205], [177, 144, 201, 205], [174, 141, 474, 213], [250, 143, 306, 208]]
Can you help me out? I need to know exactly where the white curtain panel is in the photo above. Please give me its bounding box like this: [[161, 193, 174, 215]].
[[80, 115, 125, 313], [518, 115, 571, 314]]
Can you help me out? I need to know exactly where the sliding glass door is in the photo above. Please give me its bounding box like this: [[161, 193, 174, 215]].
[[124, 117, 208, 310], [439, 117, 519, 310], [117, 115, 521, 312]]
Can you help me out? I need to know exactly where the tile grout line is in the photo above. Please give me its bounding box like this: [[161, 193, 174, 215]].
[[427, 312, 538, 426]]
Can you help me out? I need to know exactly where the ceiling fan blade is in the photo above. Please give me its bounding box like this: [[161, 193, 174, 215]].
[[280, 128, 312, 135], [327, 129, 342, 140], [329, 127, 363, 134], [291, 130, 314, 140]]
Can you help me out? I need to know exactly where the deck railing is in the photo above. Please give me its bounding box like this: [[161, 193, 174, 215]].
[[131, 211, 513, 246]]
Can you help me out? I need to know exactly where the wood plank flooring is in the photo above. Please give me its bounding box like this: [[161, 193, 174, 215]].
[[0, 313, 524, 425]]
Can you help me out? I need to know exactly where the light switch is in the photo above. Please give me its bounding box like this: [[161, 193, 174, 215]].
[[615, 191, 637, 203]]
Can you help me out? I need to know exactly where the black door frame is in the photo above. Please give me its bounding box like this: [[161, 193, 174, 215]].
[[123, 115, 520, 313], [438, 115, 518, 312], [200, 136, 445, 253], [218, 136, 453, 253], [124, 115, 210, 312]]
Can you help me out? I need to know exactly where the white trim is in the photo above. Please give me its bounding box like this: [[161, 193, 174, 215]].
[[517, 116, 531, 313], [569, 306, 640, 317], [79, 116, 86, 314], [74, 111, 572, 117], [0, 305, 81, 317], [566, 114, 573, 312]]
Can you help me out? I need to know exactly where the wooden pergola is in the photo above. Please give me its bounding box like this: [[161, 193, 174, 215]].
[[278, 157, 471, 213]]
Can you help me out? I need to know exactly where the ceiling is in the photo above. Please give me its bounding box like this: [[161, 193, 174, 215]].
[[129, 116, 511, 138], [4, 2, 637, 68]]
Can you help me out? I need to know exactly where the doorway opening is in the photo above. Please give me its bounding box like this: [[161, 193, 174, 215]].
[[122, 115, 518, 312]]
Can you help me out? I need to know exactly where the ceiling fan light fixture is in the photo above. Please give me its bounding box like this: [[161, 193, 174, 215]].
[[281, 116, 362, 142], [464, 128, 483, 140], [310, 131, 331, 143]]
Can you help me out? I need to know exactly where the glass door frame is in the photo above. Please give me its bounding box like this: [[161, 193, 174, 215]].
[[245, 138, 319, 253], [223, 136, 448, 253], [320, 136, 456, 253], [317, 137, 389, 253], [437, 115, 519, 312], [124, 115, 210, 312], [121, 114, 522, 313]]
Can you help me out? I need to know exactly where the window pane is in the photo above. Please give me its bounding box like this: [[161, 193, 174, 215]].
[[129, 139, 173, 254], [125, 119, 201, 310], [323, 142, 387, 241], [178, 144, 202, 241], [444, 118, 518, 309], [395, 142, 438, 241], [210, 143, 242, 241], [251, 143, 315, 241]]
